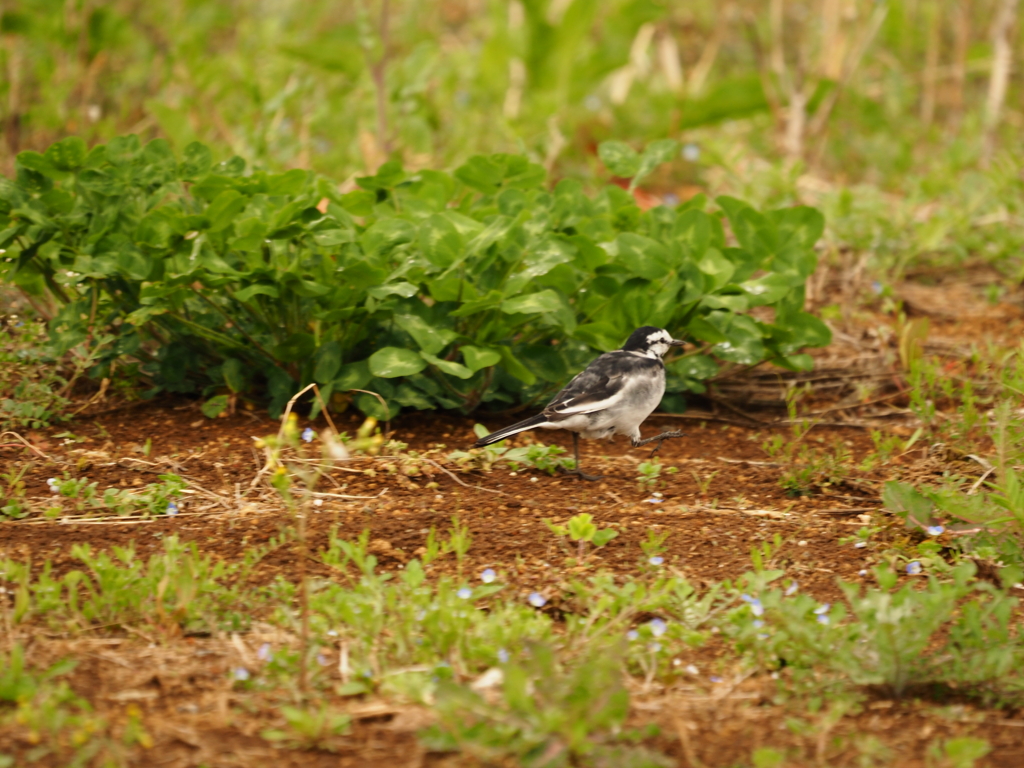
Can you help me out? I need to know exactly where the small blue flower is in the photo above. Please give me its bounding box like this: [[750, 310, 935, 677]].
[[785, 581, 799, 596], [872, 280, 883, 295], [301, 427, 315, 443], [752, 620, 765, 629], [814, 603, 830, 615], [497, 648, 509, 663], [709, 675, 723, 683], [166, 501, 179, 516], [682, 143, 700, 162], [257, 643, 272, 661], [528, 592, 547, 608], [644, 497, 663, 504], [858, 569, 868, 577], [233, 667, 250, 681], [316, 653, 328, 666], [740, 593, 754, 603], [926, 525, 945, 536], [648, 641, 662, 652], [649, 556, 664, 566], [649, 618, 668, 637], [480, 568, 497, 584], [627, 630, 639, 641], [457, 587, 473, 600], [817, 614, 830, 625], [906, 561, 923, 575]]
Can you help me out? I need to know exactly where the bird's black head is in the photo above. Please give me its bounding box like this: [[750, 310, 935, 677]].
[[621, 326, 686, 358]]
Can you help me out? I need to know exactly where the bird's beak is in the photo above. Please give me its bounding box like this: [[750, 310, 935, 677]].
[[668, 339, 687, 347]]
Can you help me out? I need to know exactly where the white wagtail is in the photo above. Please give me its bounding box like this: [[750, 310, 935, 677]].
[[474, 326, 688, 480]]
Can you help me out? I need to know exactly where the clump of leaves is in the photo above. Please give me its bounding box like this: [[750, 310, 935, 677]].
[[3, 135, 829, 418], [422, 640, 672, 768]]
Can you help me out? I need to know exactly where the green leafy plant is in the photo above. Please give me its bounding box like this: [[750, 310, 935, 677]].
[[547, 513, 618, 562], [260, 704, 351, 752], [2, 135, 830, 418], [423, 640, 672, 768], [636, 457, 677, 491]]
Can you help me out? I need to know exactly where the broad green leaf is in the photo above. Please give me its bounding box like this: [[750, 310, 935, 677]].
[[454, 155, 505, 194], [421, 352, 473, 379], [335, 360, 372, 390], [742, 273, 800, 306], [339, 190, 376, 216], [696, 248, 735, 290], [368, 347, 427, 378], [673, 209, 711, 258], [497, 345, 536, 385], [770, 206, 825, 251], [44, 136, 88, 172], [356, 160, 405, 191], [574, 322, 623, 352], [418, 214, 464, 268], [368, 282, 418, 300], [668, 354, 719, 380], [223, 358, 248, 393], [394, 313, 456, 355], [266, 169, 309, 196], [501, 290, 565, 317], [707, 313, 764, 364], [207, 190, 247, 232], [461, 345, 502, 372], [16, 151, 59, 177], [632, 139, 678, 189], [448, 288, 503, 317], [360, 218, 416, 257], [201, 395, 230, 419], [233, 284, 279, 302], [505, 237, 576, 295], [313, 341, 343, 383], [616, 233, 669, 280], [179, 142, 212, 179], [686, 315, 729, 344], [597, 141, 640, 178]]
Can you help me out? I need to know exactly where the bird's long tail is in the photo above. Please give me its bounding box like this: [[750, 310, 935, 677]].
[[474, 414, 548, 447]]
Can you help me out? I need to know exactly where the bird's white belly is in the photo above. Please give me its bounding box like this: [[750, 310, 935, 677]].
[[548, 375, 665, 441]]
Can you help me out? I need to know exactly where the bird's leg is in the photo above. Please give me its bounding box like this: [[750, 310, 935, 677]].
[[558, 433, 604, 481], [632, 430, 688, 457]]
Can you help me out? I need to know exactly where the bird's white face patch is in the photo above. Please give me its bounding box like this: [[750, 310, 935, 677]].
[[643, 330, 675, 358]]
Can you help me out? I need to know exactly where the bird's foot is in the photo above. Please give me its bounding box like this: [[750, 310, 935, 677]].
[[632, 430, 688, 457], [558, 464, 604, 482]]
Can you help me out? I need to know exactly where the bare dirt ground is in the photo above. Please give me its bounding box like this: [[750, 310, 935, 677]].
[[4, 271, 1024, 766]]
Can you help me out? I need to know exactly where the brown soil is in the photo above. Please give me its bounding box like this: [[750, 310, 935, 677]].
[[3, 274, 1024, 766]]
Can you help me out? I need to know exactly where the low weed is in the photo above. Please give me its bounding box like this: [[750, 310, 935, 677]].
[[423, 640, 672, 768], [545, 513, 618, 563]]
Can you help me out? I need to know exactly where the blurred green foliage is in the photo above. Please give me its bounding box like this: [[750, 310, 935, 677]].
[[0, 0, 1020, 187]]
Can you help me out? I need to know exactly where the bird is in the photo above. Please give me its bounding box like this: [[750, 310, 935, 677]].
[[474, 326, 688, 480]]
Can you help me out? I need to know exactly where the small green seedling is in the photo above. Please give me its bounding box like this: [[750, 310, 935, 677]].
[[636, 458, 677, 491], [546, 513, 618, 561]]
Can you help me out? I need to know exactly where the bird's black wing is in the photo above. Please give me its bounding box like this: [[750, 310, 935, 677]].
[[542, 351, 662, 421]]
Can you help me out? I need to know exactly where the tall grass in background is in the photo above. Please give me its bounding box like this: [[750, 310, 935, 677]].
[[1, 0, 1021, 183]]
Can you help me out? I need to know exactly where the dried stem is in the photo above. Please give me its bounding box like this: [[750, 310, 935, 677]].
[[983, 0, 1019, 164]]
